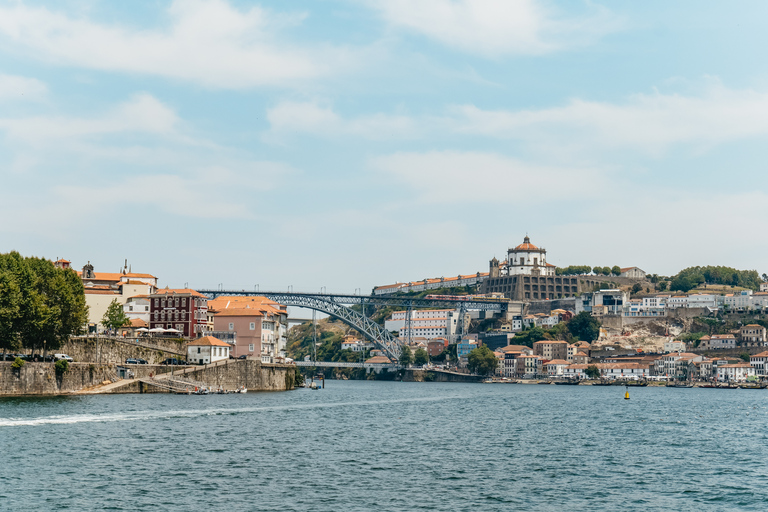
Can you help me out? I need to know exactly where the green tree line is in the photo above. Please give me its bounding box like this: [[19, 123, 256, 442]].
[[0, 252, 88, 356], [556, 265, 622, 276], [669, 266, 762, 292]]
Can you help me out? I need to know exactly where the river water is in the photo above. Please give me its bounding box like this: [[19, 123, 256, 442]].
[[2, 381, 768, 511]]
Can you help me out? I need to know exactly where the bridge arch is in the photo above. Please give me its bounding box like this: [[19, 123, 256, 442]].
[[259, 293, 403, 363]]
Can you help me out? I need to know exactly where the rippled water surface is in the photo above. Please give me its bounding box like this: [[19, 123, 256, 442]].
[[2, 382, 768, 511]]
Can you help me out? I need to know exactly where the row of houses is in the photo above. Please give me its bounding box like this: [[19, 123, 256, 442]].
[[579, 288, 768, 319], [493, 344, 766, 383], [56, 259, 289, 363]]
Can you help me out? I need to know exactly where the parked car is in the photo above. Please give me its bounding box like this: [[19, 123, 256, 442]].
[[237, 355, 247, 360], [125, 358, 139, 365], [160, 358, 187, 365], [135, 358, 148, 365], [53, 354, 74, 362]]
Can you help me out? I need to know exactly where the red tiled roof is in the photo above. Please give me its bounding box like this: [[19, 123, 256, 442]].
[[153, 288, 205, 297], [186, 336, 230, 347]]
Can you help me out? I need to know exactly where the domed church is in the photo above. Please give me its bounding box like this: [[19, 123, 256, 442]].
[[481, 236, 599, 301], [506, 236, 555, 277]]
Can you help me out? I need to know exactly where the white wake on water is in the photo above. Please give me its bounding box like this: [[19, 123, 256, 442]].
[[0, 394, 465, 427]]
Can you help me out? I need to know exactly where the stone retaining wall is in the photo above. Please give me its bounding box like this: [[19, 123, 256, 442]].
[[59, 337, 185, 365], [0, 360, 295, 395], [0, 362, 117, 395]]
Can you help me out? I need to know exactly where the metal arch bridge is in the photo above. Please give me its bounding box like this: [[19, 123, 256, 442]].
[[196, 290, 511, 363]]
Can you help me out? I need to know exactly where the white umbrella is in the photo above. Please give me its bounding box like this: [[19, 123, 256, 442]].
[[148, 327, 165, 333], [165, 328, 181, 333], [137, 327, 149, 332]]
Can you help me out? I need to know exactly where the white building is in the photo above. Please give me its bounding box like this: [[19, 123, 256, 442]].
[[564, 363, 650, 380], [699, 335, 737, 350], [505, 236, 556, 277], [620, 267, 646, 279], [340, 337, 374, 352], [124, 297, 151, 323], [724, 291, 753, 312], [386, 309, 463, 340], [545, 359, 571, 377], [717, 363, 755, 382], [591, 289, 627, 316], [749, 351, 768, 376], [667, 296, 688, 309], [186, 336, 230, 365], [77, 262, 158, 332], [624, 296, 667, 317], [663, 341, 687, 353]]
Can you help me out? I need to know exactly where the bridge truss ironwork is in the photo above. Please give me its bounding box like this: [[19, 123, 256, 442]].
[[197, 291, 510, 364]]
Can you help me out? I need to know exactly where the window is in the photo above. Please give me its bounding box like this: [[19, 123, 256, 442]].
[[175, 298, 179, 307], [154, 298, 159, 307], [182, 298, 186, 307], [250, 322, 255, 330], [229, 323, 234, 331], [161, 298, 166, 307], [145, 306, 149, 311], [198, 347, 201, 353], [249, 344, 254, 351], [129, 306, 133, 311]]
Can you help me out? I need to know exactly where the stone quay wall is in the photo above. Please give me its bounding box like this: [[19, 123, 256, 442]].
[[110, 360, 296, 394], [0, 362, 118, 396], [59, 337, 185, 365], [0, 360, 295, 396]]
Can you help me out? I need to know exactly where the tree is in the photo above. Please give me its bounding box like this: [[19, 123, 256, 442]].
[[658, 281, 668, 291], [102, 299, 129, 333], [0, 252, 87, 354], [585, 365, 601, 379], [568, 312, 601, 342], [399, 345, 413, 366], [512, 326, 547, 348], [631, 283, 643, 295], [611, 266, 621, 276], [0, 269, 21, 357], [413, 347, 428, 367], [467, 346, 498, 376], [442, 343, 457, 363]]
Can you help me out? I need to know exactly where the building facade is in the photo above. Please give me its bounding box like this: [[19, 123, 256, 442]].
[[149, 288, 208, 337]]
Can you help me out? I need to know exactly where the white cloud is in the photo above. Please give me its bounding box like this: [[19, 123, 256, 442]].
[[267, 82, 768, 157], [266, 101, 419, 140], [370, 150, 604, 203], [451, 83, 768, 156], [369, 0, 618, 56], [0, 0, 347, 88], [0, 93, 178, 146], [0, 74, 47, 101]]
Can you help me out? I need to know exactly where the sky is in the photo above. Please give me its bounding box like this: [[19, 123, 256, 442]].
[[2, 0, 768, 293]]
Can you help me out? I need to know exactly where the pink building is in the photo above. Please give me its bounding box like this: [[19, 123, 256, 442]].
[[209, 296, 288, 360]]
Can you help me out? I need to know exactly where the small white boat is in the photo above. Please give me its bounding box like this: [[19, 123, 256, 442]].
[[232, 386, 247, 393]]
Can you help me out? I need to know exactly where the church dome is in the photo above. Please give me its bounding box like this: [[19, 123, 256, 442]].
[[514, 236, 539, 251]]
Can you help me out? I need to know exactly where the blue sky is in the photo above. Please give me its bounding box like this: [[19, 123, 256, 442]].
[[2, 0, 768, 292]]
